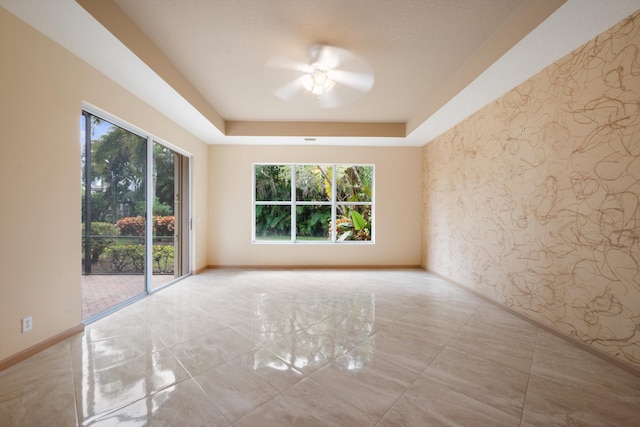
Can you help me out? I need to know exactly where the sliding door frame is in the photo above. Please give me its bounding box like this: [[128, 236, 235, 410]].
[[82, 103, 193, 315]]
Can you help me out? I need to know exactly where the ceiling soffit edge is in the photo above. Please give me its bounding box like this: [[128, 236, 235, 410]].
[[75, 0, 226, 134], [406, 0, 566, 134]]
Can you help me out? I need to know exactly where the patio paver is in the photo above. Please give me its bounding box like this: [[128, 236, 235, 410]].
[[81, 274, 174, 319]]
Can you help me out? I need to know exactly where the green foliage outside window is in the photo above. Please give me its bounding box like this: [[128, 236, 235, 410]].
[[104, 244, 174, 273], [81, 222, 118, 262], [254, 164, 373, 242], [255, 165, 291, 201], [255, 204, 291, 239], [82, 113, 178, 276]]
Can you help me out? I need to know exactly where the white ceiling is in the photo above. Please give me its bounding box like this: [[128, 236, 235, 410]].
[[114, 0, 528, 123], [2, 0, 640, 146]]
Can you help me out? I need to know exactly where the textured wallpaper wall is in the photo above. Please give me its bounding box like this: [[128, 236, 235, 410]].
[[422, 10, 640, 369]]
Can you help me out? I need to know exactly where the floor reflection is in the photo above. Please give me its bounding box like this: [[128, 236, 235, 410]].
[[5, 269, 639, 426], [77, 329, 184, 423], [251, 292, 375, 372]]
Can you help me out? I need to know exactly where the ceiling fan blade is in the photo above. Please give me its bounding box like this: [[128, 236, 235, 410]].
[[331, 69, 374, 92], [265, 55, 309, 73], [273, 76, 306, 100], [318, 90, 342, 109], [311, 45, 354, 69]]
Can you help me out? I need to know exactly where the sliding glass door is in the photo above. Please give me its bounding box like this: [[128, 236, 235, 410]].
[[150, 142, 189, 291], [81, 110, 190, 320]]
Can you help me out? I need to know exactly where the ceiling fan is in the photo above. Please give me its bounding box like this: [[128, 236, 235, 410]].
[[265, 44, 374, 109]]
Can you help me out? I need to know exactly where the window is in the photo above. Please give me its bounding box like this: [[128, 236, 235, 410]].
[[253, 164, 374, 243]]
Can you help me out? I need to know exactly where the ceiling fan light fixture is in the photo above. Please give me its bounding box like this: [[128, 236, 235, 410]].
[[303, 64, 336, 96], [266, 44, 373, 107]]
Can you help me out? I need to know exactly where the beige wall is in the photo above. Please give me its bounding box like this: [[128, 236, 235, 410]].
[[208, 145, 422, 267], [422, 11, 640, 370], [0, 8, 208, 362]]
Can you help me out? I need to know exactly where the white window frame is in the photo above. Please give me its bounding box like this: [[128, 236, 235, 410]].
[[253, 163, 375, 244]]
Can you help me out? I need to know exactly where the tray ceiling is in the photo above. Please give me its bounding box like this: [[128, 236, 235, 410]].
[[2, 0, 640, 145]]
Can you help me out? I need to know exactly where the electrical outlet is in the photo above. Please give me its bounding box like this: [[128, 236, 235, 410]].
[[22, 316, 32, 333]]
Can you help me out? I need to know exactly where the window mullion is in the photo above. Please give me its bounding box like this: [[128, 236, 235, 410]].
[[331, 164, 337, 242], [252, 164, 256, 243], [291, 164, 296, 242], [145, 137, 153, 292]]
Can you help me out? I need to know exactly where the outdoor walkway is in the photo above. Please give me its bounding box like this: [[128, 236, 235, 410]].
[[81, 274, 174, 319]]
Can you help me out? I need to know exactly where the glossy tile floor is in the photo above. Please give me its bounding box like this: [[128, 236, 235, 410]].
[[1, 269, 639, 426]]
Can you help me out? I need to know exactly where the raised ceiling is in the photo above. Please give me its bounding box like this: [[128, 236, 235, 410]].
[[2, 0, 640, 145], [113, 0, 532, 123]]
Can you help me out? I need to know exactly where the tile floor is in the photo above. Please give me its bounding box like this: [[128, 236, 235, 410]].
[[1, 269, 639, 426]]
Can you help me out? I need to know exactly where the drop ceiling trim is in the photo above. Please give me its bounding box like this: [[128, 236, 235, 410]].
[[226, 121, 405, 137]]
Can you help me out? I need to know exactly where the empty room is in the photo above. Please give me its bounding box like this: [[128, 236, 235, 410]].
[[1, 0, 639, 426]]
